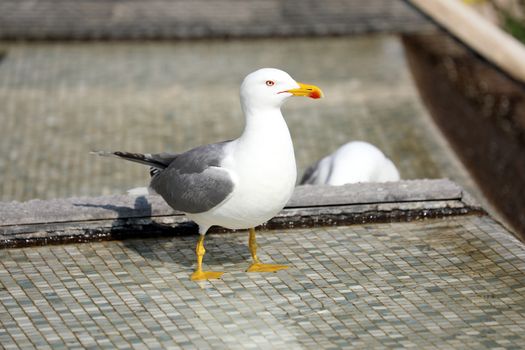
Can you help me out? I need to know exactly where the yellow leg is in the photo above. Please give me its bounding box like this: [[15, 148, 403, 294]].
[[246, 228, 288, 273], [191, 235, 224, 281]]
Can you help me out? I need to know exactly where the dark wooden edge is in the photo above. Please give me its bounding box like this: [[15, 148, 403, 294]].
[[0, 179, 485, 248], [401, 33, 525, 239], [401, 0, 525, 89]]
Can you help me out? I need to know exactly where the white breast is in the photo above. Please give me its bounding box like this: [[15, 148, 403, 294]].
[[187, 111, 297, 230]]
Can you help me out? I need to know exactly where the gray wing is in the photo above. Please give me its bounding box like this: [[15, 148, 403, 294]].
[[146, 152, 180, 167], [144, 152, 180, 176], [150, 141, 235, 214]]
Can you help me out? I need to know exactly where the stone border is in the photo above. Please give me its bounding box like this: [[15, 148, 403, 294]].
[[0, 179, 484, 248]]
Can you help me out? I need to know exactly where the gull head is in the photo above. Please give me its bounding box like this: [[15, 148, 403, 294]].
[[240, 68, 323, 112]]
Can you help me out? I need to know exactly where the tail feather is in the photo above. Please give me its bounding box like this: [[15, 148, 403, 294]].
[[90, 151, 170, 169]]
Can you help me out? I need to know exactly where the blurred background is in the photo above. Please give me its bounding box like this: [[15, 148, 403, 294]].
[[0, 0, 524, 235]]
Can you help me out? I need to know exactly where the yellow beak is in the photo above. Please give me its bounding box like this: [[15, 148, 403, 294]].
[[286, 82, 324, 99]]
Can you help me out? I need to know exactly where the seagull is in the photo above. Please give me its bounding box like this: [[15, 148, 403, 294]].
[[300, 141, 400, 185], [94, 68, 323, 280]]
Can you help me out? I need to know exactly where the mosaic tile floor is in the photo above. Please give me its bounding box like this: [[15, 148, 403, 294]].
[[1, 216, 524, 349]]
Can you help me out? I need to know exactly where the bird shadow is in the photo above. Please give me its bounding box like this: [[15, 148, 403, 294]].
[[74, 196, 249, 268]]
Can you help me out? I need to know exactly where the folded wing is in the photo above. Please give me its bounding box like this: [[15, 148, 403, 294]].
[[150, 142, 235, 214]]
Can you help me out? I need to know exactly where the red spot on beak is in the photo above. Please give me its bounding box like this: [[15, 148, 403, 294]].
[[309, 90, 322, 99], [285, 83, 324, 99]]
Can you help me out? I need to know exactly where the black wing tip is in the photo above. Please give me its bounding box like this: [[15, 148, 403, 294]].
[[114, 151, 147, 160], [91, 150, 169, 170], [150, 167, 162, 177]]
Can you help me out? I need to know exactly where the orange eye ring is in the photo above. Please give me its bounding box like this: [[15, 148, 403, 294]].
[[266, 80, 275, 86]]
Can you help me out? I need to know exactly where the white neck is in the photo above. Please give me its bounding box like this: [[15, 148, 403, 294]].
[[239, 106, 288, 142], [233, 105, 296, 176]]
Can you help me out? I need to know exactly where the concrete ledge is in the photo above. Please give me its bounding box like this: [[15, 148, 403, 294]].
[[0, 0, 434, 40], [0, 179, 484, 248]]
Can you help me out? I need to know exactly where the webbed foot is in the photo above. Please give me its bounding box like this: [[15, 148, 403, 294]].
[[247, 263, 288, 273], [191, 270, 224, 281]]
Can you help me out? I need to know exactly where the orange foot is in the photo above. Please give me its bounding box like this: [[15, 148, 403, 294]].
[[191, 270, 224, 281], [247, 263, 288, 273]]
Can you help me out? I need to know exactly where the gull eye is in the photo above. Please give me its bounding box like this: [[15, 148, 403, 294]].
[[265, 80, 275, 86]]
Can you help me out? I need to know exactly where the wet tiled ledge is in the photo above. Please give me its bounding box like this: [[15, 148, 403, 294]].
[[0, 179, 483, 248]]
